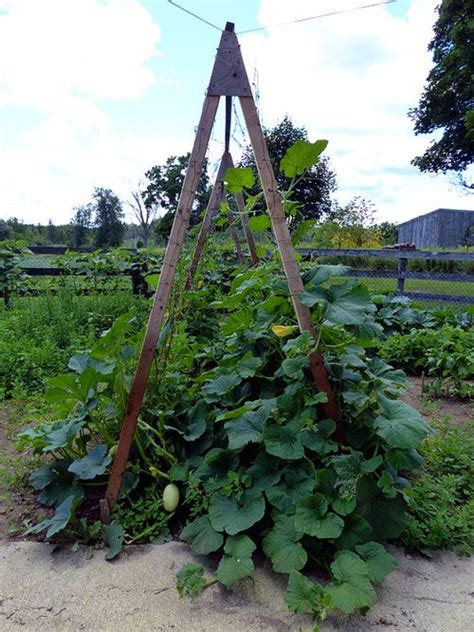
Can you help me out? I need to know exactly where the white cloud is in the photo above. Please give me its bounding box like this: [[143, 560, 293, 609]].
[[0, 0, 168, 223], [239, 0, 474, 222], [0, 0, 161, 108]]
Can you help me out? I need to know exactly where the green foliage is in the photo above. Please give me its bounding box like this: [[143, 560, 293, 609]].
[[0, 290, 146, 398], [380, 324, 474, 398], [15, 138, 468, 623], [409, 0, 474, 185], [113, 483, 171, 545], [215, 534, 256, 587], [239, 115, 337, 225], [400, 418, 474, 555], [143, 154, 210, 238], [176, 563, 210, 598], [0, 241, 30, 303], [92, 188, 125, 247], [103, 523, 125, 560]]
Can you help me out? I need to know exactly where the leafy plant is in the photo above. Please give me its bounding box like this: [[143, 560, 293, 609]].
[[18, 140, 434, 624], [0, 240, 30, 306], [380, 324, 474, 398], [400, 417, 474, 555]]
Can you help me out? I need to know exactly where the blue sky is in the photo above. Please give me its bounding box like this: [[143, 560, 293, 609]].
[[0, 0, 472, 226]]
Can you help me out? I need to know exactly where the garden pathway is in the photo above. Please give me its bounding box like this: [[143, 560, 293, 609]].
[[1, 540, 473, 631]]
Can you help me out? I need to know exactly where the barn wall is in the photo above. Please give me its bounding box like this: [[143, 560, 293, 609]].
[[398, 209, 474, 248], [398, 212, 440, 247], [438, 211, 474, 247]]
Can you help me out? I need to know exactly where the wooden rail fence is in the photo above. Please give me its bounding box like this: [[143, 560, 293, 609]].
[[3, 246, 474, 306]]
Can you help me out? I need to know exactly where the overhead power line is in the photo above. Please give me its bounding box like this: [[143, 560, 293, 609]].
[[167, 1, 398, 34], [237, 1, 398, 34]]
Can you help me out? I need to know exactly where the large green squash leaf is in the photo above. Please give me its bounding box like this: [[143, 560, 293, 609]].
[[284, 570, 330, 616], [180, 515, 224, 555], [26, 494, 76, 539], [355, 542, 398, 584], [357, 479, 406, 540], [280, 139, 328, 177], [215, 535, 256, 587], [326, 551, 376, 614], [295, 494, 345, 539], [263, 424, 305, 460], [374, 398, 429, 449], [68, 445, 111, 480], [225, 402, 273, 450], [103, 523, 125, 560], [266, 463, 315, 513], [209, 488, 265, 535], [224, 167, 255, 194], [262, 515, 307, 573]]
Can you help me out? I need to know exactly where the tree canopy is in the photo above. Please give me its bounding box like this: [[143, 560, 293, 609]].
[[93, 188, 125, 247], [409, 0, 474, 188], [142, 154, 210, 238], [240, 115, 337, 223]]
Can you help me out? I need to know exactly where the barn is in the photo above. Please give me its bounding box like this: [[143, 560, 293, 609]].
[[397, 208, 474, 248]]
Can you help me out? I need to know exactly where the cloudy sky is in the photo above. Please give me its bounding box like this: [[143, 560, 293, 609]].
[[0, 0, 472, 226]]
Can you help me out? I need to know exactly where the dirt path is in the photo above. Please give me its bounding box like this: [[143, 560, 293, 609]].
[[0, 404, 42, 542], [1, 541, 473, 631]]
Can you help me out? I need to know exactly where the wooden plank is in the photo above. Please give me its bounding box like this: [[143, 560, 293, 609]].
[[298, 248, 474, 261], [207, 29, 252, 97], [185, 152, 232, 289], [402, 291, 474, 304], [345, 269, 474, 283], [28, 246, 95, 255], [396, 257, 407, 295], [102, 94, 220, 519], [228, 154, 259, 265], [226, 208, 245, 264], [239, 96, 341, 436]]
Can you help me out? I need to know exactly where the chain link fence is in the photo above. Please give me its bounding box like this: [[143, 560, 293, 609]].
[[299, 248, 474, 308]]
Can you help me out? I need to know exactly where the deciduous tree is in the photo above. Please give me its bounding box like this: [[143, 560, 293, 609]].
[[93, 188, 125, 247], [240, 115, 337, 224], [143, 154, 210, 239], [409, 0, 474, 189]]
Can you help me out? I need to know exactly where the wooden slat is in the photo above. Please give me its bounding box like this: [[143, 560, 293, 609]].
[[298, 248, 474, 261], [226, 208, 245, 264], [185, 152, 232, 289], [228, 154, 259, 265], [239, 96, 341, 436], [103, 94, 220, 519], [402, 292, 474, 304]]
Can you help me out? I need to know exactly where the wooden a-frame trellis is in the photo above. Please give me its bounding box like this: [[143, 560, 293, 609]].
[[100, 22, 341, 523]]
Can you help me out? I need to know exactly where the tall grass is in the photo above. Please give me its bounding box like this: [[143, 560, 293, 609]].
[[0, 289, 148, 398]]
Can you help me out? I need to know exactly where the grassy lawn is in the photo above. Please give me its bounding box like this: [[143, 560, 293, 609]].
[[348, 275, 473, 305]]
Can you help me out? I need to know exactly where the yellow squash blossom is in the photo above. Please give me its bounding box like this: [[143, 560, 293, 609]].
[[271, 324, 298, 338]]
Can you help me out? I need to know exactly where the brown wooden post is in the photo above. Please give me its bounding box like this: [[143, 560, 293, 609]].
[[102, 23, 343, 521], [228, 154, 259, 265], [396, 257, 407, 295], [185, 152, 232, 289], [226, 207, 245, 264], [101, 94, 220, 521], [239, 96, 340, 431]]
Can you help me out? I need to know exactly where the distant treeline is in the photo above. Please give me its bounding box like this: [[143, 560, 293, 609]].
[[0, 217, 140, 248]]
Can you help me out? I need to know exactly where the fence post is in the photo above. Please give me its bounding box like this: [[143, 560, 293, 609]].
[[396, 257, 407, 295]]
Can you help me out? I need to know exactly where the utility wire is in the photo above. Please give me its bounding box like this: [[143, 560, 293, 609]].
[[167, 0, 221, 32], [237, 0, 397, 34], [168, 0, 397, 35]]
